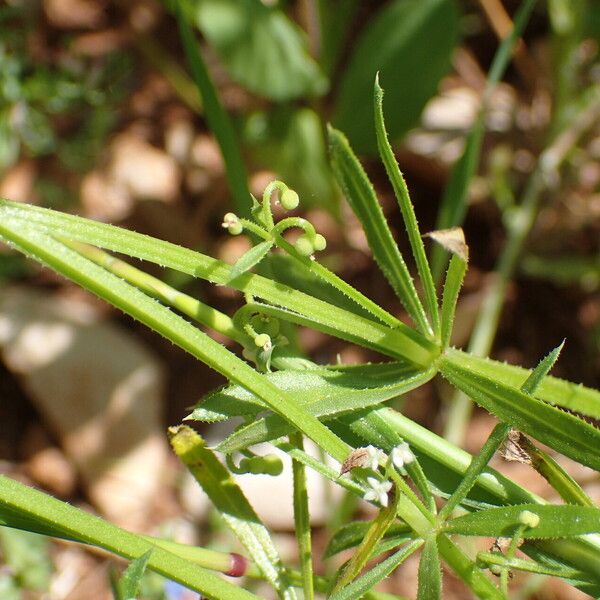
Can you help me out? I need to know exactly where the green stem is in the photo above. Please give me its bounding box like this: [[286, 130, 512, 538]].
[[289, 432, 314, 600], [68, 241, 248, 346]]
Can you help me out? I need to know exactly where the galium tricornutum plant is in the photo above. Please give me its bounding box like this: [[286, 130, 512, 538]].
[[0, 73, 600, 600]]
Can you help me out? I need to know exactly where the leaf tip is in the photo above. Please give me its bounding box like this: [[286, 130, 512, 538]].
[[424, 227, 468, 262]]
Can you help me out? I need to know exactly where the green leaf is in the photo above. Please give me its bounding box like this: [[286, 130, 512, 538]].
[[417, 537, 441, 600], [444, 504, 600, 539], [328, 126, 432, 336], [328, 542, 423, 600], [374, 77, 440, 336], [194, 0, 327, 101], [325, 521, 411, 558], [214, 364, 436, 453], [334, 0, 458, 152], [0, 476, 260, 600], [440, 253, 467, 349], [169, 427, 296, 600], [445, 348, 600, 419], [176, 3, 250, 217], [229, 240, 273, 281], [332, 494, 401, 593], [113, 551, 152, 600], [191, 361, 429, 422], [439, 355, 600, 471]]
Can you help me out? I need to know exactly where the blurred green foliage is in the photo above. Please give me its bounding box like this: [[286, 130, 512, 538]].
[[0, 4, 131, 175]]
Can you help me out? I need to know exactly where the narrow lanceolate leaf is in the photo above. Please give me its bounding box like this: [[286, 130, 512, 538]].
[[215, 365, 436, 453], [328, 126, 432, 336], [374, 77, 440, 336], [113, 551, 152, 600], [190, 361, 431, 422], [439, 356, 600, 471], [446, 348, 600, 419], [329, 541, 423, 600], [444, 504, 600, 539], [439, 253, 467, 349], [325, 522, 412, 558], [0, 200, 436, 367], [332, 489, 401, 594], [438, 341, 564, 520], [417, 537, 441, 600], [476, 552, 599, 584], [229, 241, 274, 281], [169, 427, 296, 600], [0, 219, 349, 463], [0, 477, 259, 600]]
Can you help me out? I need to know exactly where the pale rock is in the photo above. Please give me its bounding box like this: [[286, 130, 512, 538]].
[[165, 120, 194, 165], [80, 170, 132, 221], [0, 287, 168, 530], [44, 0, 106, 29], [0, 160, 36, 203], [109, 133, 180, 203]]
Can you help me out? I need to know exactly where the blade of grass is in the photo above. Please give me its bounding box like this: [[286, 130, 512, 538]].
[[374, 76, 440, 337], [331, 488, 401, 594], [431, 0, 538, 278], [328, 541, 423, 600], [175, 3, 250, 216]]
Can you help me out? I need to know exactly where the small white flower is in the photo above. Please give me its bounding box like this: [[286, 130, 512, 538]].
[[363, 477, 392, 507], [365, 445, 386, 471], [391, 442, 415, 470]]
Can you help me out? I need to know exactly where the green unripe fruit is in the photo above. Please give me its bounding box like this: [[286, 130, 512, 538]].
[[261, 454, 284, 476], [222, 212, 243, 235], [254, 333, 272, 350], [294, 235, 314, 256], [312, 233, 327, 251], [518, 510, 540, 528], [280, 188, 299, 210]]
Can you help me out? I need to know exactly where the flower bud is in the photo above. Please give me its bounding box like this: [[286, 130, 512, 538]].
[[312, 233, 327, 252], [254, 333, 272, 351], [280, 188, 299, 211], [294, 235, 314, 256], [518, 510, 540, 528], [221, 213, 243, 235]]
